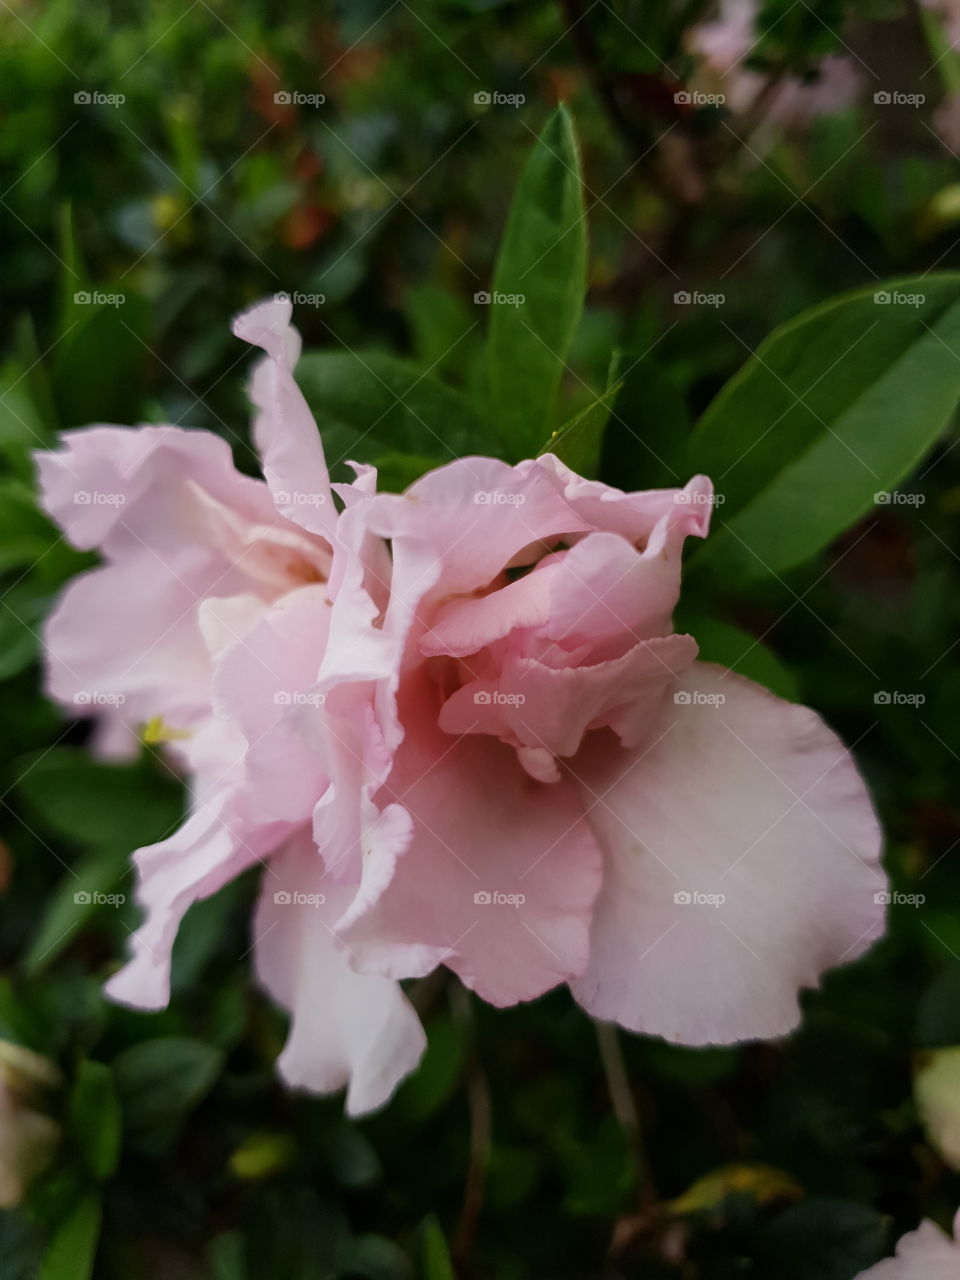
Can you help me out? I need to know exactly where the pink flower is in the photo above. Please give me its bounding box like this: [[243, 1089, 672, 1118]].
[[855, 1209, 960, 1278], [38, 297, 886, 1113], [325, 454, 886, 1044], [36, 299, 425, 1114]]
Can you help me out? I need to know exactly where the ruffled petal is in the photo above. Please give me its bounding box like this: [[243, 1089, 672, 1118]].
[[253, 831, 425, 1115], [340, 692, 603, 1005], [571, 662, 884, 1043], [232, 298, 335, 537]]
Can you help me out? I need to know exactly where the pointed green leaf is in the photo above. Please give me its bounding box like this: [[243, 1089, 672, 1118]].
[[487, 105, 587, 461], [688, 275, 960, 585], [38, 1193, 102, 1280]]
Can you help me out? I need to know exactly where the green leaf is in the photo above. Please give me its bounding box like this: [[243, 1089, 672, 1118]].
[[69, 1060, 122, 1181], [0, 586, 49, 681], [600, 353, 691, 490], [539, 361, 622, 477], [406, 284, 477, 382], [486, 105, 587, 462], [112, 1037, 223, 1154], [295, 351, 484, 473], [417, 1216, 455, 1280], [344, 1235, 413, 1280], [676, 617, 801, 701], [23, 847, 128, 976], [38, 1192, 102, 1280], [16, 749, 183, 851], [752, 1198, 887, 1279], [52, 294, 149, 427], [687, 275, 960, 585]]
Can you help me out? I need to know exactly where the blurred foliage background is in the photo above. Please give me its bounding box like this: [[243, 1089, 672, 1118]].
[[3, 0, 960, 1276]]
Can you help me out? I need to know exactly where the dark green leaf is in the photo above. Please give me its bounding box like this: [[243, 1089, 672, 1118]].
[[753, 1198, 888, 1279], [113, 1037, 223, 1154], [295, 351, 484, 472], [688, 276, 960, 584], [487, 105, 587, 461], [539, 364, 621, 477], [16, 749, 183, 851], [417, 1216, 455, 1280], [676, 617, 801, 701], [38, 1192, 102, 1280], [69, 1059, 122, 1180], [23, 847, 128, 976]]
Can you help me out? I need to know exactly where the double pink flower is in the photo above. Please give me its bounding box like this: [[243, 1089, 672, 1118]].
[[37, 299, 886, 1113]]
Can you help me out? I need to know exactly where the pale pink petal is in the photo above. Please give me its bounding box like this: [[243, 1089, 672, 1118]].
[[438, 633, 698, 759], [106, 789, 290, 1010], [571, 663, 884, 1042], [35, 424, 276, 553], [212, 584, 332, 824], [253, 831, 425, 1114], [232, 298, 335, 537], [340, 691, 602, 1005]]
